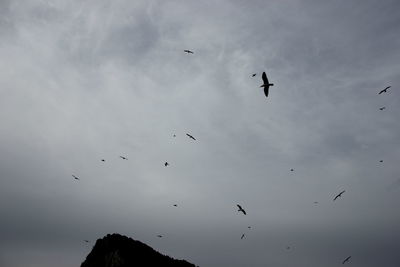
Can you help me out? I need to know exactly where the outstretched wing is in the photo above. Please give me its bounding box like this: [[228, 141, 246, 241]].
[[262, 72, 269, 85], [237, 204, 242, 210], [264, 87, 269, 98]]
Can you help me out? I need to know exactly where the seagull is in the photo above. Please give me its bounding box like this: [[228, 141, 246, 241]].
[[184, 50, 194, 54], [237, 204, 246, 215], [252, 73, 256, 77], [119, 156, 128, 160], [165, 162, 169, 167], [186, 133, 196, 140], [333, 190, 345, 201], [157, 235, 163, 238], [72, 175, 80, 180], [378, 86, 390, 95], [260, 71, 274, 98], [379, 107, 386, 111], [342, 256, 351, 264], [241, 233, 245, 239]]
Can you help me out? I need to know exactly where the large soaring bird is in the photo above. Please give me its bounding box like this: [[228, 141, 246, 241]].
[[333, 190, 345, 201], [184, 50, 194, 54], [237, 204, 246, 215], [260, 72, 274, 98], [378, 86, 390, 94], [342, 256, 351, 264], [119, 156, 128, 160]]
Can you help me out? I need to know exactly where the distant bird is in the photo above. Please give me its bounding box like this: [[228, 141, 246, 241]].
[[84, 240, 90, 243], [342, 256, 351, 264], [379, 107, 386, 111], [247, 226, 251, 229], [252, 73, 256, 77], [184, 50, 194, 54], [378, 86, 390, 95], [186, 133, 196, 140], [379, 160, 383, 163], [101, 159, 105, 162], [165, 162, 169, 167], [286, 246, 291, 250], [333, 190, 345, 201], [173, 204, 178, 207], [157, 235, 163, 238], [173, 134, 176, 137], [260, 71, 274, 98], [314, 201, 319, 204], [237, 204, 246, 215], [119, 156, 128, 160], [290, 168, 294, 172], [241, 233, 245, 239], [72, 175, 79, 180]]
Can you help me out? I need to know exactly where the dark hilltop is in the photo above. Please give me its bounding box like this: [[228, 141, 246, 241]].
[[81, 233, 196, 267]]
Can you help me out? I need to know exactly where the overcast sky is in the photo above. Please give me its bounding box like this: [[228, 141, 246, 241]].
[[1, 0, 400, 266]]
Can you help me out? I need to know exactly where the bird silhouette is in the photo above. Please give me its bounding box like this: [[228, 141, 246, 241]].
[[173, 204, 178, 207], [252, 73, 256, 77], [237, 204, 246, 215], [119, 156, 128, 160], [314, 201, 319, 204], [84, 240, 90, 243], [186, 133, 196, 140], [248, 226, 251, 229], [72, 175, 80, 180], [241, 233, 245, 239], [333, 190, 345, 201], [379, 107, 386, 110], [157, 235, 163, 238], [165, 162, 169, 167], [101, 159, 105, 162], [378, 86, 390, 94], [290, 168, 294, 172], [260, 72, 274, 98], [379, 160, 383, 163], [184, 50, 194, 54], [342, 256, 351, 264], [173, 134, 176, 137]]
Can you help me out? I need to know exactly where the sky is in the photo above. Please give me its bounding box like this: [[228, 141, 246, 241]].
[[0, 0, 400, 266]]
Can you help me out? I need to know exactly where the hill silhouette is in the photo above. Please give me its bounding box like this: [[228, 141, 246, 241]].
[[80, 233, 196, 267]]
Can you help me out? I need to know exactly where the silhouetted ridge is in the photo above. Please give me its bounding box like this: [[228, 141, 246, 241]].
[[81, 233, 196, 267]]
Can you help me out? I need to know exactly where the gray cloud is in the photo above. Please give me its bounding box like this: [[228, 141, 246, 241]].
[[1, 0, 400, 266]]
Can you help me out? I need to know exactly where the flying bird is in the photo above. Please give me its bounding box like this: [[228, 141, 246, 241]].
[[119, 156, 128, 160], [260, 71, 274, 98], [290, 168, 294, 172], [379, 107, 386, 110], [333, 190, 345, 201], [165, 162, 169, 167], [72, 175, 80, 180], [84, 240, 90, 243], [342, 256, 351, 264], [157, 235, 163, 238], [252, 73, 256, 77], [186, 133, 196, 140], [237, 204, 246, 215], [101, 159, 105, 162], [173, 134, 176, 137], [379, 160, 383, 163], [241, 234, 245, 239], [314, 201, 319, 204], [184, 50, 194, 54], [173, 204, 178, 207], [378, 86, 390, 94], [248, 226, 251, 229]]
